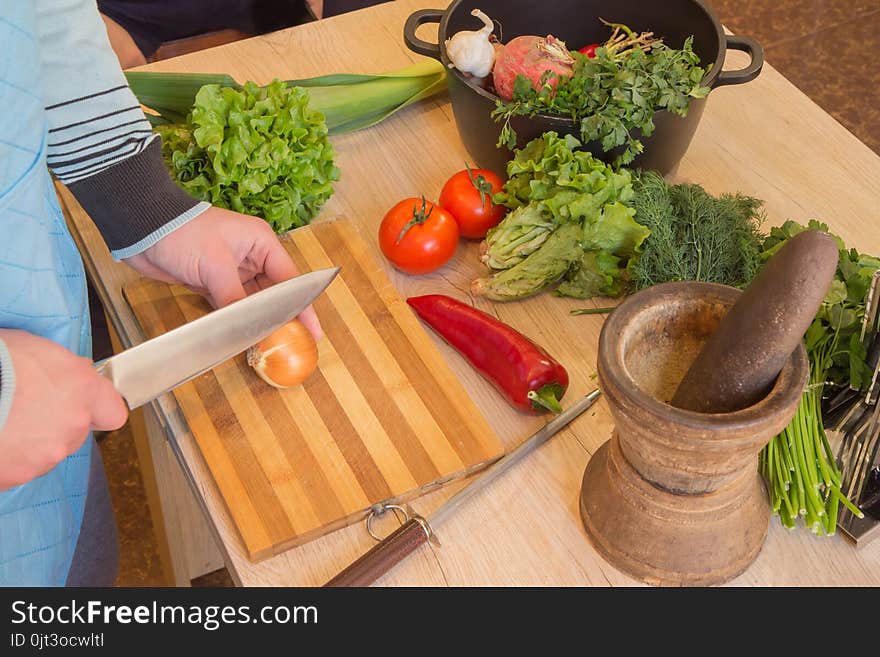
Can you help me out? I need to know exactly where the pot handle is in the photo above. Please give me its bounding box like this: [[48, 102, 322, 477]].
[[404, 9, 444, 60], [715, 35, 764, 87]]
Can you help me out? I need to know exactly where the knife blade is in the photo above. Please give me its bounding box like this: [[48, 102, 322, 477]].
[[427, 387, 602, 528], [96, 267, 340, 409], [324, 388, 602, 587]]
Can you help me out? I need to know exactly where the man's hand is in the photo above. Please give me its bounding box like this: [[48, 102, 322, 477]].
[[124, 206, 322, 339], [0, 330, 128, 491]]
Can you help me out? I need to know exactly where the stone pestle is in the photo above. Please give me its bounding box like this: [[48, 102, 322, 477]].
[[671, 229, 839, 414]]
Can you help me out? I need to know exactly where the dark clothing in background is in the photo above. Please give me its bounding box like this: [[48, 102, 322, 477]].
[[323, 1, 391, 17], [98, 0, 313, 58], [64, 441, 120, 587]]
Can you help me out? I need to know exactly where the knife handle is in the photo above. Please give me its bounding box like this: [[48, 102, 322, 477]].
[[324, 518, 430, 587]]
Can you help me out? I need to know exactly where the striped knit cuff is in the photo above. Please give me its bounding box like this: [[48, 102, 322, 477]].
[[0, 339, 16, 434], [67, 138, 204, 254], [111, 201, 211, 260]]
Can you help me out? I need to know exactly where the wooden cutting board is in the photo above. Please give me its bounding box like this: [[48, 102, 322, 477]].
[[123, 217, 504, 561]]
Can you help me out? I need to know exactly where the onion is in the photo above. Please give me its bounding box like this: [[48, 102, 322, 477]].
[[246, 319, 318, 389]]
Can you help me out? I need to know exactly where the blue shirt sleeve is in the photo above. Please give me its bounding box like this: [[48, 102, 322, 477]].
[[34, 0, 209, 258]]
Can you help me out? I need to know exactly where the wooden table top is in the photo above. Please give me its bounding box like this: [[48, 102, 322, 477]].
[[61, 0, 880, 586]]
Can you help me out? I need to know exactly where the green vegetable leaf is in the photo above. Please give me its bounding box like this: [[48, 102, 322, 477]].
[[824, 279, 848, 306], [804, 318, 827, 352], [582, 202, 650, 257], [158, 79, 340, 233], [478, 132, 646, 301], [848, 331, 870, 390], [481, 203, 557, 270], [472, 222, 585, 301], [556, 250, 628, 299], [555, 203, 649, 299]]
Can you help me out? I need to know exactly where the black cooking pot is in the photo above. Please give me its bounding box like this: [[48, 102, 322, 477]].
[[404, 0, 763, 177]]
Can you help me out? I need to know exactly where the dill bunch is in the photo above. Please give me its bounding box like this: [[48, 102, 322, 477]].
[[628, 171, 765, 290]]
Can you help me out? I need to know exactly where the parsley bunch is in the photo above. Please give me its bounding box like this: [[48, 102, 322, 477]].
[[759, 220, 880, 534], [492, 23, 711, 167], [761, 220, 880, 391]]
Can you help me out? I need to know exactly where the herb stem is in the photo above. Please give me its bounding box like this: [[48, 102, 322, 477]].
[[570, 306, 618, 316]]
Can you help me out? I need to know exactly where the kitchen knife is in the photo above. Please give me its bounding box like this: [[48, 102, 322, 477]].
[[95, 267, 340, 409], [324, 388, 602, 587]]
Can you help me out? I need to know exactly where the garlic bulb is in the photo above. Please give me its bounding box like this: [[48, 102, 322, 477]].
[[445, 9, 497, 79]]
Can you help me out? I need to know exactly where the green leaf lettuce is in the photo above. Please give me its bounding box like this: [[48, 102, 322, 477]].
[[155, 79, 339, 234], [478, 132, 645, 300]]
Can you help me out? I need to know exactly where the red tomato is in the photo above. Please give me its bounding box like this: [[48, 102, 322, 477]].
[[578, 43, 599, 57], [438, 167, 507, 239], [378, 197, 459, 275]]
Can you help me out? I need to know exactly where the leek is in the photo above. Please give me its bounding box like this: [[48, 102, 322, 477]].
[[124, 61, 447, 233], [125, 60, 448, 133]]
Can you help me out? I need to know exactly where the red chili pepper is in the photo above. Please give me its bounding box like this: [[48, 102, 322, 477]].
[[578, 43, 599, 57], [406, 294, 569, 414]]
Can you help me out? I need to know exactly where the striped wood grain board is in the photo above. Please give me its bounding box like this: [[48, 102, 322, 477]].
[[123, 217, 504, 561]]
